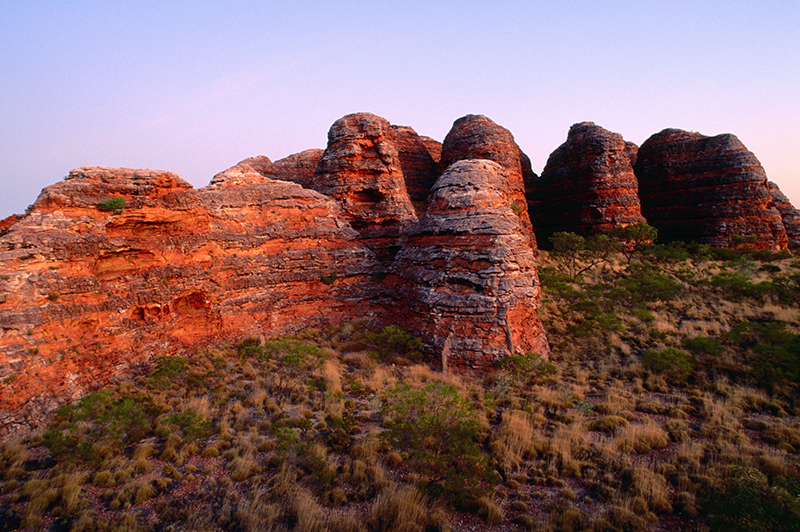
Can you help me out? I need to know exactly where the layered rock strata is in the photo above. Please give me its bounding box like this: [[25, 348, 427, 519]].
[[391, 125, 439, 208], [635, 129, 788, 249], [210, 149, 324, 189], [389, 160, 549, 371], [527, 122, 646, 245], [440, 115, 538, 248], [310, 113, 418, 262], [0, 166, 383, 437], [769, 182, 800, 248]]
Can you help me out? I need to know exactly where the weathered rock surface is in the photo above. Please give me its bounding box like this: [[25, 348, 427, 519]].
[[0, 215, 22, 233], [391, 125, 439, 208], [635, 129, 788, 249], [440, 115, 537, 248], [0, 166, 383, 437], [419, 136, 442, 163], [210, 149, 323, 189], [769, 181, 800, 247], [527, 122, 646, 245], [310, 113, 418, 261], [389, 160, 549, 372]]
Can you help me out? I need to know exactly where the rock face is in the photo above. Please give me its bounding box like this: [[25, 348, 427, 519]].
[[210, 149, 323, 189], [391, 125, 439, 208], [419, 136, 442, 163], [527, 122, 646, 245], [0, 166, 383, 437], [390, 160, 549, 371], [310, 113, 418, 262], [769, 181, 800, 248], [440, 115, 538, 248], [635, 129, 788, 249]]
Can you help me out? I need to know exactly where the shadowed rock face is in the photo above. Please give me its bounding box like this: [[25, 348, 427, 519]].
[[440, 115, 538, 249], [389, 159, 549, 372], [391, 125, 439, 208], [635, 129, 788, 249], [527, 122, 646, 246], [769, 181, 800, 248], [419, 136, 442, 163]]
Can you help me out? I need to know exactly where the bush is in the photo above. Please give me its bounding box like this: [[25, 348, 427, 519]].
[[642, 348, 695, 384], [381, 381, 488, 504], [97, 197, 126, 212], [367, 325, 424, 362]]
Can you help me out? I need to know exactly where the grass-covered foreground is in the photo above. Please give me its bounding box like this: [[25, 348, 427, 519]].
[[1, 242, 800, 532]]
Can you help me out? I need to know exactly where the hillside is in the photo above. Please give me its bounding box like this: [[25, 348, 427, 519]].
[[1, 243, 798, 532]]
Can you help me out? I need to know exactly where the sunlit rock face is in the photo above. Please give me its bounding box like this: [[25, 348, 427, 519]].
[[389, 159, 550, 372], [527, 122, 646, 246], [0, 165, 382, 438], [635, 129, 788, 249]]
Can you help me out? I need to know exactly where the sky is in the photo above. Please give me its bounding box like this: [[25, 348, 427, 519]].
[[1, 1, 798, 218]]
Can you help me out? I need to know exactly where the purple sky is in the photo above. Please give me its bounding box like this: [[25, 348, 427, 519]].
[[2, 1, 798, 218]]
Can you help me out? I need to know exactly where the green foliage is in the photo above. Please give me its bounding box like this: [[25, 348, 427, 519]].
[[682, 336, 724, 356], [709, 271, 771, 301], [704, 468, 800, 532], [643, 348, 696, 384], [43, 390, 158, 461], [608, 222, 658, 263], [264, 339, 324, 370], [97, 196, 126, 212], [499, 351, 557, 381], [367, 325, 424, 362], [162, 410, 212, 441], [728, 321, 800, 392], [147, 356, 189, 389], [381, 381, 488, 504], [236, 337, 267, 359], [617, 262, 682, 303], [550, 232, 619, 280], [320, 271, 338, 285]]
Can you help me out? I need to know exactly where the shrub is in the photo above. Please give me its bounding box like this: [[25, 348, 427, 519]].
[[367, 325, 424, 362], [381, 381, 488, 504], [97, 197, 126, 212], [643, 348, 695, 384], [682, 336, 724, 356]]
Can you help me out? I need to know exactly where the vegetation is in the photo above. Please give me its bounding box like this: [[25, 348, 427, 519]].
[[1, 240, 800, 531], [96, 196, 126, 212]]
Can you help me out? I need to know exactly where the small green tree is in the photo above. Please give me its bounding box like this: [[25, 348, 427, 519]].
[[609, 222, 658, 264], [550, 231, 619, 280]]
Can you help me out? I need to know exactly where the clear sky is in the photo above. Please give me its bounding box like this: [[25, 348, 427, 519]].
[[1, 1, 798, 218]]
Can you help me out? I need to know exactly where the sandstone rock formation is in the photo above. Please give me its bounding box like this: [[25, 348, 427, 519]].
[[310, 113, 418, 262], [0, 166, 383, 437], [769, 181, 800, 248], [389, 160, 549, 371], [635, 129, 788, 249], [440, 115, 537, 248], [527, 122, 646, 245], [391, 125, 439, 208], [210, 149, 323, 189], [419, 136, 442, 163]]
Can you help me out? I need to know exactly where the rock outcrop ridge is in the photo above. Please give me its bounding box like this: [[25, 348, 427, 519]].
[[769, 182, 800, 248], [390, 160, 549, 371], [527, 122, 646, 245], [634, 129, 788, 249]]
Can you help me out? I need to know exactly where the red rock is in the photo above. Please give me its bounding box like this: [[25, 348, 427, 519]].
[[311, 113, 417, 261], [0, 215, 22, 233], [419, 136, 442, 163], [389, 159, 549, 372], [769, 181, 800, 248], [0, 166, 382, 438], [391, 125, 439, 209], [635, 129, 788, 249], [527, 122, 646, 245], [210, 150, 323, 189], [272, 149, 324, 188], [440, 115, 537, 249]]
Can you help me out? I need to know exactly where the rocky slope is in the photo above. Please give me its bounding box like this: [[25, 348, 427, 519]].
[[635, 129, 788, 249], [527, 122, 646, 245]]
